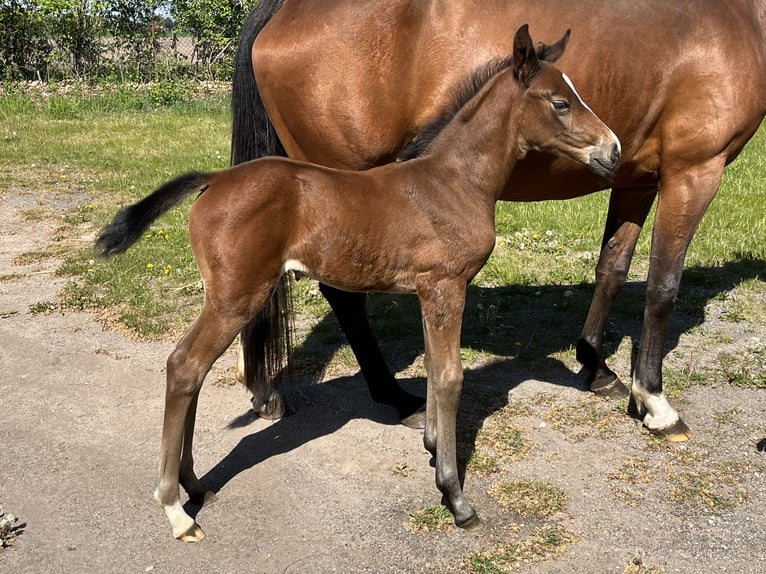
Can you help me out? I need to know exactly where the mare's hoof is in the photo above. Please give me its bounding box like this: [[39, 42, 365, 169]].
[[589, 374, 629, 398], [400, 407, 426, 430], [651, 419, 693, 442], [456, 513, 484, 532], [178, 523, 206, 543], [756, 438, 766, 452], [253, 391, 287, 420]]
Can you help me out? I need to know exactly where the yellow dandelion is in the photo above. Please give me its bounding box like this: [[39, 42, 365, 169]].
[[146, 263, 154, 269]]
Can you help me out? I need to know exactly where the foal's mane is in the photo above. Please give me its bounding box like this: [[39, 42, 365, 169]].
[[397, 55, 515, 161]]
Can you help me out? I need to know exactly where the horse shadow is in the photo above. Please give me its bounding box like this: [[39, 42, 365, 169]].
[[295, 255, 766, 389], [191, 255, 764, 506]]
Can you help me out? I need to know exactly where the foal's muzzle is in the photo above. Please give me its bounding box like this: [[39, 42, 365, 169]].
[[589, 141, 621, 179]]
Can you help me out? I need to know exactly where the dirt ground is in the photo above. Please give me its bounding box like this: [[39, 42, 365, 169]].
[[1, 189, 765, 574]]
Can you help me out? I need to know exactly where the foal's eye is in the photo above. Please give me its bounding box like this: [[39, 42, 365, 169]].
[[552, 100, 571, 114]]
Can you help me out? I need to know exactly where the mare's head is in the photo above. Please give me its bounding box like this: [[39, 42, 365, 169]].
[[512, 25, 620, 179]]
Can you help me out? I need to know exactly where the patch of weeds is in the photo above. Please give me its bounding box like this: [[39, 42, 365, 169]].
[[717, 347, 766, 389], [407, 504, 454, 533], [0, 273, 23, 283], [662, 366, 708, 398], [292, 278, 331, 318], [543, 396, 622, 439], [528, 392, 559, 407], [12, 250, 52, 265], [463, 524, 576, 573], [0, 507, 22, 551], [461, 346, 494, 366], [604, 457, 655, 507], [211, 374, 238, 388], [60, 280, 101, 311], [62, 203, 96, 225], [489, 480, 568, 518], [711, 407, 741, 426], [332, 344, 358, 370], [666, 459, 751, 514], [466, 451, 499, 476], [475, 418, 529, 464], [0, 310, 18, 319], [28, 300, 59, 315], [390, 462, 413, 477]]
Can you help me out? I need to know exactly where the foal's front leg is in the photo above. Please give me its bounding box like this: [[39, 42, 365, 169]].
[[418, 279, 482, 531]]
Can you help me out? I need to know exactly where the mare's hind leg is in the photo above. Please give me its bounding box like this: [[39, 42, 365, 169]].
[[319, 284, 426, 427], [629, 158, 724, 441], [418, 278, 482, 531], [154, 304, 246, 542], [577, 186, 657, 398]]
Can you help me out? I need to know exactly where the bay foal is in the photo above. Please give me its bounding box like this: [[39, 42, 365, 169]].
[[97, 26, 619, 541]]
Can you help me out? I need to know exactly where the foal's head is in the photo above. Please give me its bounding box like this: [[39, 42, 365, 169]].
[[512, 25, 620, 178]]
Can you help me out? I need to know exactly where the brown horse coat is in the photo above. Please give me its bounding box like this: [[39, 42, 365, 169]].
[[238, 0, 766, 438]]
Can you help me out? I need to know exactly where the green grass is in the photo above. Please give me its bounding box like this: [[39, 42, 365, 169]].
[[0, 86, 763, 348], [488, 480, 568, 518], [407, 504, 454, 533], [1, 82, 230, 337]]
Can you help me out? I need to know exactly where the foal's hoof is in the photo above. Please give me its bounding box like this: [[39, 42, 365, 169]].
[[652, 419, 693, 443], [456, 513, 484, 532], [400, 407, 426, 430], [178, 523, 206, 543], [589, 373, 630, 399]]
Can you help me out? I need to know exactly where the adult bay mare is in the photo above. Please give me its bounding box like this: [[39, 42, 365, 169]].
[[234, 0, 766, 440], [97, 27, 619, 540]]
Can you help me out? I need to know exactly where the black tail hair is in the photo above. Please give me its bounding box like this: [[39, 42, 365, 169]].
[[96, 171, 208, 257], [231, 0, 293, 398], [231, 0, 287, 164]]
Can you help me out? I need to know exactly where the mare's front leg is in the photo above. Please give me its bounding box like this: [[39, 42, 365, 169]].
[[577, 186, 657, 397], [418, 278, 482, 531], [628, 159, 724, 441], [319, 284, 426, 427], [155, 305, 243, 541]]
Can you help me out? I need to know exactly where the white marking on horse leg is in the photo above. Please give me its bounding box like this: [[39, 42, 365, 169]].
[[631, 379, 679, 430], [235, 339, 245, 383], [154, 490, 201, 540]]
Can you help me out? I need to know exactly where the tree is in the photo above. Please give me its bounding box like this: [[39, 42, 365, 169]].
[[0, 0, 51, 80], [38, 0, 105, 79], [170, 0, 255, 74]]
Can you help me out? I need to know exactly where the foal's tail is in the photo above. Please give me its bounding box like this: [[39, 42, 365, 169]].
[[231, 0, 293, 405], [96, 172, 208, 257]]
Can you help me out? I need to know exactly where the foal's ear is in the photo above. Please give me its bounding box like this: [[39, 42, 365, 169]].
[[536, 29, 570, 63], [513, 24, 541, 88]]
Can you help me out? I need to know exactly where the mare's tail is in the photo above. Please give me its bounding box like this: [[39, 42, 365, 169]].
[[96, 172, 208, 257], [231, 0, 287, 164], [231, 0, 292, 404]]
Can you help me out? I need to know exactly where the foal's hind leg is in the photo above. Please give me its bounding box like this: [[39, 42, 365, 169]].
[[154, 304, 245, 541], [577, 186, 657, 398]]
